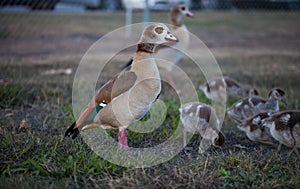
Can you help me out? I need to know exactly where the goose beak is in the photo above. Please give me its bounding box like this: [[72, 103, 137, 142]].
[[185, 11, 194, 18], [165, 33, 178, 42], [281, 96, 288, 106]]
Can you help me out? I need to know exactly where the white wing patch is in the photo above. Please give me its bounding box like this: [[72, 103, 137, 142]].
[[280, 114, 291, 124], [248, 98, 255, 106], [244, 105, 250, 109], [252, 116, 261, 125], [99, 102, 107, 107], [235, 101, 243, 108]]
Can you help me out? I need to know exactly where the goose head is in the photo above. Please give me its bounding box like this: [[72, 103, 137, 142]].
[[237, 87, 259, 98], [268, 88, 288, 106], [213, 131, 225, 147], [248, 88, 259, 96], [170, 5, 194, 27], [137, 23, 178, 53]]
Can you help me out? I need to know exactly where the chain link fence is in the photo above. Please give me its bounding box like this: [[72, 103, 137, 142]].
[[0, 0, 300, 11]]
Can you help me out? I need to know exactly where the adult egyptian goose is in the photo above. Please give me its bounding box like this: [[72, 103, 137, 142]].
[[65, 23, 178, 149], [179, 102, 225, 152], [122, 5, 193, 89], [199, 76, 259, 101], [237, 111, 275, 146], [262, 110, 300, 158], [155, 5, 193, 88], [227, 88, 288, 123]]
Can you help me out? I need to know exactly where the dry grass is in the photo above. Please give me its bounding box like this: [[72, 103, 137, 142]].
[[0, 10, 300, 188]]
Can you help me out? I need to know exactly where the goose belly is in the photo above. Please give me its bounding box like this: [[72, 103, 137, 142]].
[[180, 115, 201, 133], [246, 129, 262, 142], [180, 115, 210, 135], [95, 78, 161, 129], [247, 128, 272, 142], [128, 78, 161, 120]]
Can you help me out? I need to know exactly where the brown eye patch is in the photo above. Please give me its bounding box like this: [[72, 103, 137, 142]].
[[155, 27, 164, 34]]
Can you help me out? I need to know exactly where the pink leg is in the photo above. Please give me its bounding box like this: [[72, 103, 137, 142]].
[[118, 129, 128, 150], [166, 71, 177, 90]]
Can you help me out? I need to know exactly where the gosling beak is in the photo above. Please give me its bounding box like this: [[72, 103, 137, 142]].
[[281, 96, 288, 106]]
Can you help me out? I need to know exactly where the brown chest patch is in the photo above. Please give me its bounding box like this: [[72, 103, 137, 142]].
[[136, 43, 155, 53]]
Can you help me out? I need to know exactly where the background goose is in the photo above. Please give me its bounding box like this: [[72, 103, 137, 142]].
[[179, 102, 225, 152], [123, 5, 194, 88], [263, 110, 300, 158], [199, 76, 259, 101], [65, 23, 178, 149], [227, 88, 288, 123], [156, 5, 193, 89]]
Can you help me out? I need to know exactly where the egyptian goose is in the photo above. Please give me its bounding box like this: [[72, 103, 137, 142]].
[[122, 5, 193, 90], [237, 111, 275, 146], [65, 23, 178, 149], [179, 102, 225, 152], [199, 76, 259, 101], [155, 5, 193, 88], [262, 110, 300, 158], [227, 88, 288, 123]]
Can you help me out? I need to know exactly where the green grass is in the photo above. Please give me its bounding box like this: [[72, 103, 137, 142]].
[[0, 10, 300, 188]]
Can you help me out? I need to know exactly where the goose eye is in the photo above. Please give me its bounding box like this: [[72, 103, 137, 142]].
[[181, 6, 186, 11]]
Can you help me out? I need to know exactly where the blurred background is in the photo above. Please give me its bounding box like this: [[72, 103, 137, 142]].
[[1, 0, 300, 188]]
